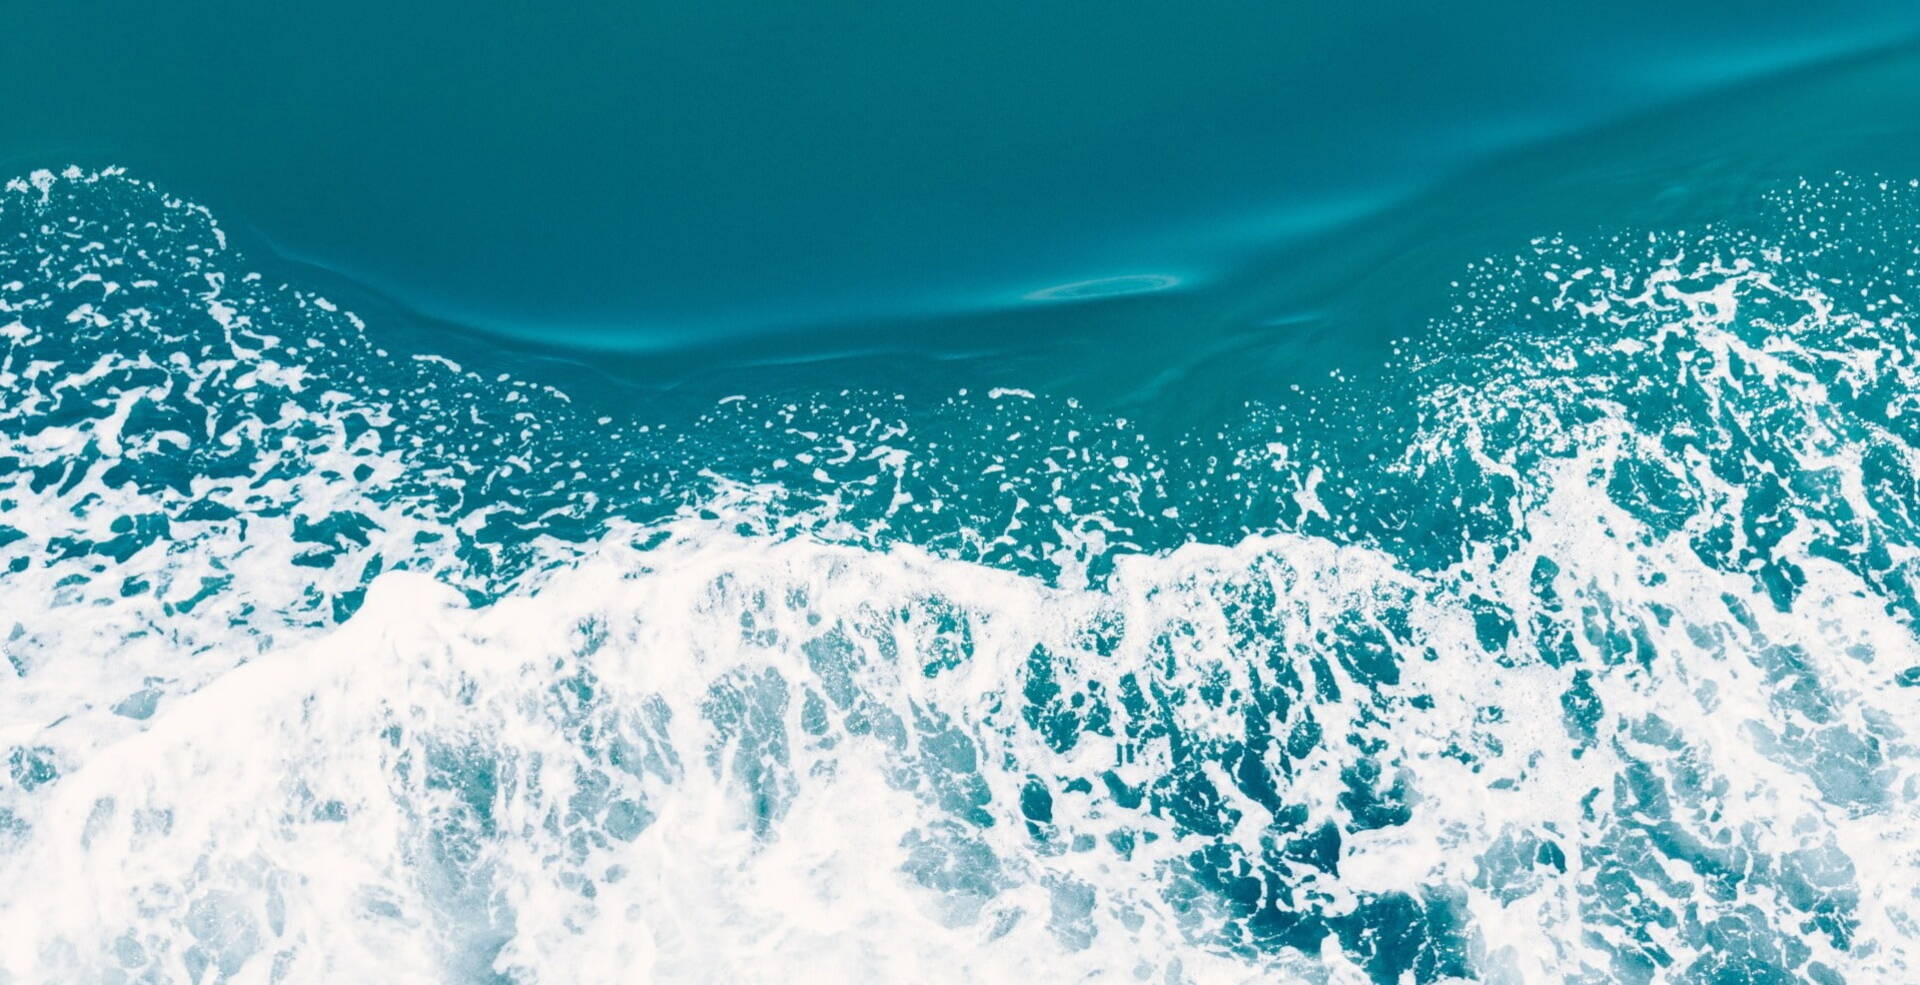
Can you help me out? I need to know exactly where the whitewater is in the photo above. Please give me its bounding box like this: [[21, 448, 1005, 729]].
[[1, 168, 1917, 984]]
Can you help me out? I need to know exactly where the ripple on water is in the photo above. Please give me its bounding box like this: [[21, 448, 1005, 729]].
[[1022, 273, 1181, 302]]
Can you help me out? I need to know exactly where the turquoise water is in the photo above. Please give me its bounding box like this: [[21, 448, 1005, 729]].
[[6, 6, 1920, 984]]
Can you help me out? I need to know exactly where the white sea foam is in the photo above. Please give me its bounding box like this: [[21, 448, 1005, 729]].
[[3, 168, 1919, 984], [2, 446, 1916, 982]]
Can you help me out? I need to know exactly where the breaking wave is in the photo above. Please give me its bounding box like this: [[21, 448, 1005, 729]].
[[1, 168, 1918, 984]]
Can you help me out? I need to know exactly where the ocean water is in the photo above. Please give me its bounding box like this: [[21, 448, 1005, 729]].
[[7, 8, 1920, 985]]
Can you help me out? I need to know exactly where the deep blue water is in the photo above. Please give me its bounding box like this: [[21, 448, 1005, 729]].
[[5, 5, 1920, 984]]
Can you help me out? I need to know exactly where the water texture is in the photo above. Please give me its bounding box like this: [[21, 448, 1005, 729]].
[[4, 7, 1920, 985]]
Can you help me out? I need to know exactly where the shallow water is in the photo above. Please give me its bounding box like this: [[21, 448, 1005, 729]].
[[5, 7, 1920, 985]]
